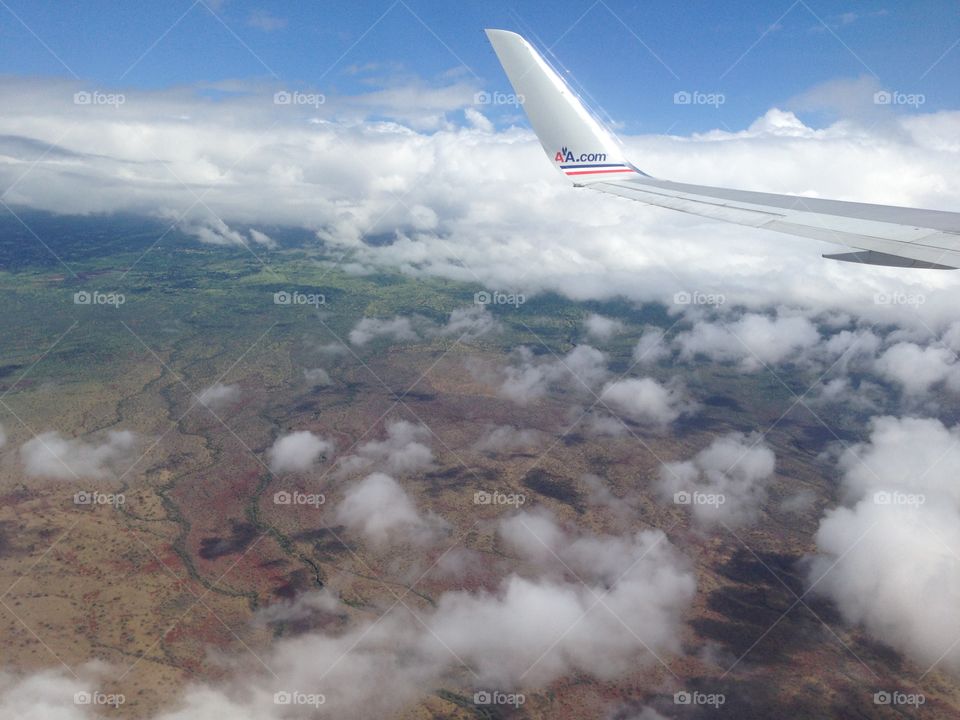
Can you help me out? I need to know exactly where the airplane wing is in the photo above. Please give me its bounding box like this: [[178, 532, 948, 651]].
[[485, 29, 960, 270]]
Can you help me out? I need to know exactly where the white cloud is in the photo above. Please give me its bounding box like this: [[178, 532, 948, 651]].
[[580, 473, 636, 523], [473, 425, 543, 454], [658, 433, 776, 527], [348, 316, 418, 346], [197, 382, 241, 410], [246, 9, 287, 31], [0, 666, 107, 720], [874, 342, 960, 395], [781, 489, 817, 514], [563, 345, 609, 389], [177, 218, 276, 249], [441, 510, 698, 686], [490, 345, 609, 405], [599, 377, 695, 428], [632, 326, 669, 364], [583, 313, 624, 341], [498, 509, 567, 566], [346, 307, 494, 349], [254, 589, 343, 626], [836, 416, 960, 504], [248, 228, 277, 248], [266, 430, 333, 473], [440, 305, 498, 341], [579, 410, 629, 437], [464, 106, 494, 133], [674, 312, 821, 371], [20, 430, 136, 480], [336, 420, 434, 476], [303, 367, 331, 385], [809, 416, 960, 673], [335, 472, 444, 546]]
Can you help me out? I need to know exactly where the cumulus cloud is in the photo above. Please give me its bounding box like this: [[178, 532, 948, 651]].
[[197, 382, 241, 410], [266, 430, 333, 473], [254, 589, 345, 627], [335, 472, 444, 546], [809, 416, 960, 673], [473, 425, 543, 454], [303, 367, 332, 385], [347, 307, 495, 348], [348, 316, 418, 346], [581, 473, 636, 523], [440, 305, 498, 341], [489, 345, 609, 405], [583, 313, 624, 341], [781, 489, 817, 514], [579, 410, 631, 438], [20, 430, 136, 480], [462, 510, 697, 685], [657, 433, 776, 527], [177, 217, 277, 248], [0, 505, 695, 718], [336, 420, 434, 476], [874, 341, 960, 395], [632, 326, 670, 364], [599, 377, 696, 428], [248, 228, 277, 248], [0, 665, 115, 720], [674, 312, 821, 371]]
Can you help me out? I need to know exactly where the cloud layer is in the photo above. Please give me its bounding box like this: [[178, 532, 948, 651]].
[[2, 77, 960, 331]]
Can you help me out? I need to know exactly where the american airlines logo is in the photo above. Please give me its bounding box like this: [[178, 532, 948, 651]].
[[554, 147, 607, 163]]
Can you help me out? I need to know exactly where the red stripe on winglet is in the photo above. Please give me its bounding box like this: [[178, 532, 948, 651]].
[[564, 168, 635, 176]]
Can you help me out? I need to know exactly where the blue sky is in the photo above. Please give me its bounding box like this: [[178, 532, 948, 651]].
[[1, 0, 958, 133]]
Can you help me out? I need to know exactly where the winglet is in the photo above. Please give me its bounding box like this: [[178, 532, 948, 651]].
[[484, 29, 644, 185]]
